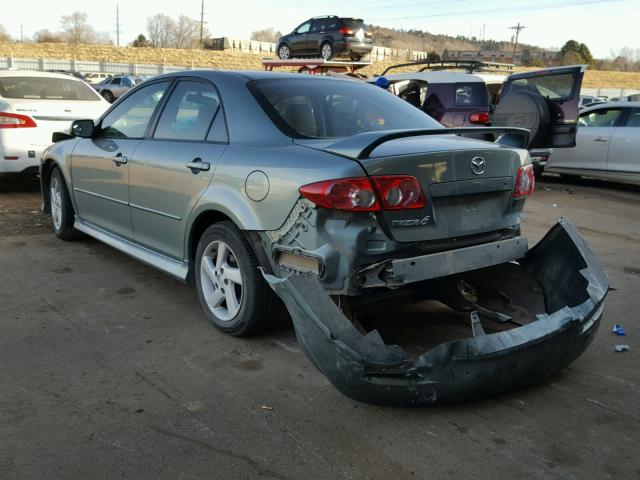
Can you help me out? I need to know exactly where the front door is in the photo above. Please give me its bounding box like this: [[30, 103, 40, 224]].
[[290, 21, 311, 55], [607, 107, 640, 176], [71, 80, 171, 239], [128, 79, 228, 260]]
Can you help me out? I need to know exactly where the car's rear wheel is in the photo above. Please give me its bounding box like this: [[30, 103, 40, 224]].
[[195, 221, 277, 336], [278, 44, 291, 59], [350, 54, 363, 61], [320, 42, 334, 60], [102, 90, 114, 103], [49, 167, 82, 241]]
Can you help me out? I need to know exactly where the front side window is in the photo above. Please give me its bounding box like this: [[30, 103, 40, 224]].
[[153, 80, 221, 141], [0, 76, 100, 101], [624, 109, 640, 127], [100, 81, 169, 139], [111, 78, 122, 86], [296, 22, 311, 34], [579, 108, 623, 127], [250, 78, 441, 139]]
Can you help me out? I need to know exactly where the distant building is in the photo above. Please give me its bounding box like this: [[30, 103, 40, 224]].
[[445, 49, 557, 64]]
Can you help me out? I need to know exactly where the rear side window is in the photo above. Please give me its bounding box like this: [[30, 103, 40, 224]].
[[454, 83, 489, 106], [579, 108, 623, 127], [250, 78, 441, 139], [0, 76, 99, 101], [625, 109, 640, 127], [510, 73, 576, 100], [153, 80, 221, 141]]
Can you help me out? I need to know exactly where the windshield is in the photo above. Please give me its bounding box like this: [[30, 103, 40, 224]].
[[0, 76, 100, 101], [250, 78, 442, 139]]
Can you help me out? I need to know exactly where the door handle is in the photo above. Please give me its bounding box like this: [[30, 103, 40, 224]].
[[593, 137, 608, 142], [113, 152, 128, 166], [186, 157, 210, 173]]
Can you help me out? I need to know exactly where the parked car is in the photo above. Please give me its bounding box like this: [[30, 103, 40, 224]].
[[0, 70, 110, 175], [40, 71, 607, 406], [83, 72, 113, 85], [374, 64, 586, 176], [277, 16, 373, 61], [94, 75, 145, 102], [544, 102, 640, 184], [578, 95, 606, 109], [46, 69, 86, 80]]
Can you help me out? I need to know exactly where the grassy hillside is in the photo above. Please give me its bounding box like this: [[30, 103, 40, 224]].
[[0, 42, 638, 89]]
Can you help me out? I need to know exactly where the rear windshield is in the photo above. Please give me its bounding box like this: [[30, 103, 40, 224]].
[[508, 72, 576, 100], [455, 83, 489, 106], [0, 76, 100, 101], [341, 18, 365, 28], [249, 78, 441, 139]]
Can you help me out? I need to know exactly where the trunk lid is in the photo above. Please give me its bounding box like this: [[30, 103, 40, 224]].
[[296, 134, 525, 243]]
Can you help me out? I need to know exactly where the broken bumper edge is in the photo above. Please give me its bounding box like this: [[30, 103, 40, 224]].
[[262, 218, 608, 406]]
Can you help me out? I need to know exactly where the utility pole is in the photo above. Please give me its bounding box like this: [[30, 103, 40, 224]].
[[509, 23, 525, 64], [20, 22, 24, 42], [199, 0, 205, 48], [115, 4, 122, 47]]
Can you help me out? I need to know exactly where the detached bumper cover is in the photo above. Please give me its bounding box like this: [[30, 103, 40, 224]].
[[263, 219, 608, 406]]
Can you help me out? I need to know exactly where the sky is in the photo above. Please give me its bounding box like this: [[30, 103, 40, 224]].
[[2, 0, 638, 58]]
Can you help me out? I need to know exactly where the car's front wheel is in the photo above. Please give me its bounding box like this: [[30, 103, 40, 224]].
[[49, 167, 82, 240], [102, 90, 114, 103], [278, 44, 291, 59], [320, 42, 334, 60], [195, 221, 277, 336]]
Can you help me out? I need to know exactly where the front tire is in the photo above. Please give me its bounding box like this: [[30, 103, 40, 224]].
[[195, 221, 277, 336], [320, 42, 334, 60], [49, 167, 82, 241], [102, 90, 114, 103], [278, 44, 291, 60]]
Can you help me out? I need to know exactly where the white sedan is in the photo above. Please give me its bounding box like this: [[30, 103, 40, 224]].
[[0, 70, 110, 174], [545, 102, 640, 185]]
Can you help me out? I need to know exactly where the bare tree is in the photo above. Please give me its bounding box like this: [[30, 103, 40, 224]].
[[147, 14, 175, 48], [33, 29, 65, 43], [173, 15, 199, 48], [0, 25, 11, 42], [250, 27, 282, 43], [60, 11, 96, 45]]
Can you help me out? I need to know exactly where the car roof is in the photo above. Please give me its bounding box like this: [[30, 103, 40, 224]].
[[380, 71, 486, 84], [154, 70, 355, 83], [581, 101, 640, 112], [0, 69, 85, 81]]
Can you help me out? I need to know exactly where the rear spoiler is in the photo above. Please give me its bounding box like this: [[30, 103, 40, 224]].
[[323, 127, 532, 160]]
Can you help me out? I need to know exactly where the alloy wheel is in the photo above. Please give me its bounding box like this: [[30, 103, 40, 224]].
[[278, 45, 290, 59], [50, 176, 63, 231], [200, 240, 244, 322]]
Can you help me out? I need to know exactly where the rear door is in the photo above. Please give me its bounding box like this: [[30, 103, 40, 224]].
[[606, 107, 640, 176], [71, 80, 171, 239], [306, 19, 325, 55], [128, 79, 227, 259], [497, 65, 586, 148], [547, 106, 625, 173]]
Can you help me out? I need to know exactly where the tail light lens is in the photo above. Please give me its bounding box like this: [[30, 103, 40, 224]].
[[339, 27, 354, 36], [371, 176, 425, 210], [469, 111, 491, 124], [513, 164, 535, 198], [299, 176, 425, 212], [299, 177, 378, 211], [0, 112, 37, 128]]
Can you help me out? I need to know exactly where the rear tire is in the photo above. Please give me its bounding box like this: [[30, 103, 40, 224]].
[[320, 42, 334, 60], [49, 167, 82, 241], [195, 221, 277, 336], [102, 90, 114, 103], [350, 54, 363, 62]]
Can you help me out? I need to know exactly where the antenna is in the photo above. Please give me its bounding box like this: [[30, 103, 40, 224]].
[[508, 23, 525, 64]]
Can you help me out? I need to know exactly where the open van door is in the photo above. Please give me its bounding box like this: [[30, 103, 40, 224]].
[[492, 65, 586, 149]]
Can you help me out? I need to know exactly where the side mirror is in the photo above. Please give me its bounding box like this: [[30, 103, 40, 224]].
[[71, 119, 95, 138]]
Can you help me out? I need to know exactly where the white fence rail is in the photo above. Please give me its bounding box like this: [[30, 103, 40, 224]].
[[581, 87, 640, 99]]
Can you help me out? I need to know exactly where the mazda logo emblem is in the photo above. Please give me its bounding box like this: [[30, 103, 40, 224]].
[[470, 156, 486, 175]]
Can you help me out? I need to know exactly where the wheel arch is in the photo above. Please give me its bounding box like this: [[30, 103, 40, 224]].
[[41, 157, 72, 214]]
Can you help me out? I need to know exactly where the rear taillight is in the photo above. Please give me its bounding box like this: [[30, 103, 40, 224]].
[[339, 27, 354, 36], [371, 176, 425, 210], [469, 111, 490, 124], [513, 164, 535, 198], [299, 176, 425, 212], [0, 112, 37, 128]]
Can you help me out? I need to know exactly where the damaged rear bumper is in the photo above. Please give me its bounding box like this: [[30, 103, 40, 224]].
[[263, 219, 608, 406]]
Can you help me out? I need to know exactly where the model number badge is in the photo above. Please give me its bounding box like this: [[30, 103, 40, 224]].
[[392, 216, 431, 227]]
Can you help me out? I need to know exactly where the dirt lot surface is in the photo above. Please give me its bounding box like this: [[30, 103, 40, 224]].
[[1, 174, 639, 479]]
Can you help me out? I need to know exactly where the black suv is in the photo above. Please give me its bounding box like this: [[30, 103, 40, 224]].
[[276, 16, 373, 61]]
